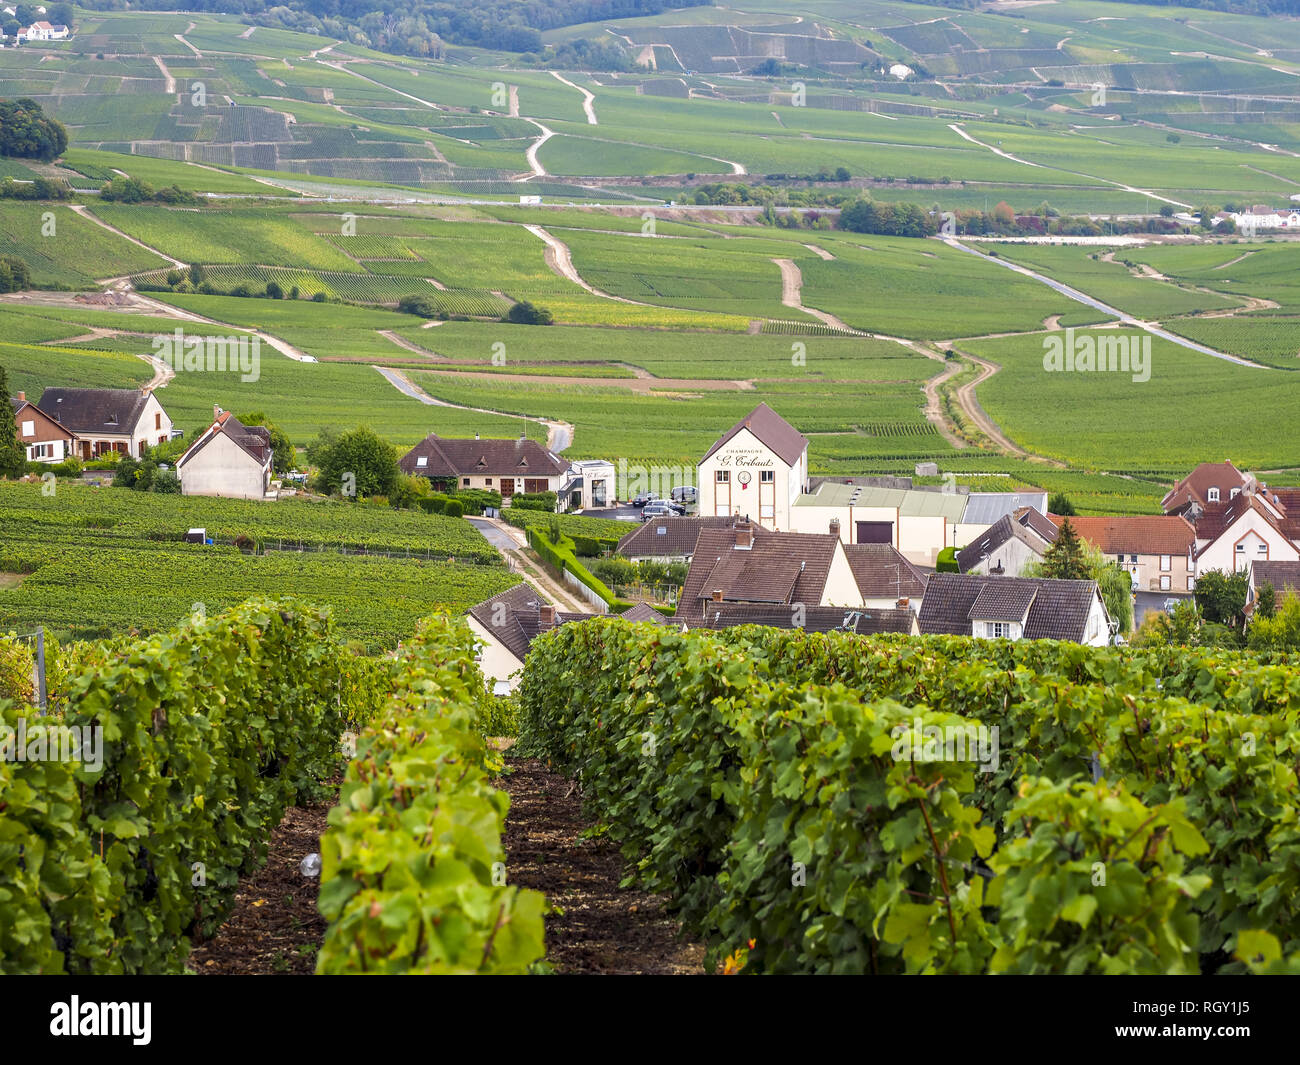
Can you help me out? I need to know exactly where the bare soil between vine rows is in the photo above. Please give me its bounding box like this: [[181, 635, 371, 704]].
[[187, 796, 334, 975], [500, 756, 707, 975]]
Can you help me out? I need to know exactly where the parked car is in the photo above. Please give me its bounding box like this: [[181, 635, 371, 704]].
[[630, 492, 660, 507], [666, 500, 687, 515], [670, 485, 697, 504], [1163, 597, 1183, 614], [641, 502, 675, 520]]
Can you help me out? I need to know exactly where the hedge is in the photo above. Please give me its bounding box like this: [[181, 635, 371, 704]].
[[524, 526, 619, 607], [508, 491, 556, 512], [315, 615, 546, 973], [0, 598, 370, 974]]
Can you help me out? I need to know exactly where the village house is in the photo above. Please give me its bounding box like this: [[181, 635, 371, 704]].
[[690, 601, 917, 635], [1192, 493, 1300, 574], [676, 519, 864, 628], [957, 506, 1059, 575], [176, 407, 273, 501], [18, 21, 69, 41], [917, 573, 1111, 646], [35, 387, 171, 460], [697, 403, 809, 529], [399, 432, 568, 500], [1247, 560, 1300, 615], [1162, 460, 1254, 520], [615, 515, 737, 564], [465, 584, 665, 693], [10, 390, 76, 463], [843, 540, 927, 612], [1052, 513, 1198, 595]]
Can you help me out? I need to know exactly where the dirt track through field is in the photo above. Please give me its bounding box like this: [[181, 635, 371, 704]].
[[772, 258, 866, 334], [551, 71, 597, 124]]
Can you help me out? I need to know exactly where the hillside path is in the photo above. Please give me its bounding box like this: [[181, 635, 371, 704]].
[[551, 71, 598, 124]]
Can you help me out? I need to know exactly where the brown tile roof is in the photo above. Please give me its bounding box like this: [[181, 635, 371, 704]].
[[616, 516, 735, 558], [1049, 513, 1195, 557], [467, 584, 665, 661], [917, 573, 1104, 642], [1251, 561, 1300, 600], [1161, 461, 1249, 514], [1266, 488, 1300, 539], [36, 388, 152, 435], [692, 602, 915, 635], [178, 412, 272, 471], [678, 524, 840, 625], [399, 433, 568, 479], [968, 582, 1038, 622], [843, 543, 927, 599], [700, 402, 807, 467]]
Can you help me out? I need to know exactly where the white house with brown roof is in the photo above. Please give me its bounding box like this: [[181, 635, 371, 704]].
[[1192, 494, 1300, 574], [677, 519, 863, 628], [843, 542, 926, 612], [399, 432, 568, 499], [918, 574, 1111, 646], [177, 408, 273, 500], [465, 584, 666, 693], [10, 391, 76, 462], [697, 403, 808, 529], [36, 387, 171, 459], [958, 507, 1059, 576], [1162, 461, 1253, 519]]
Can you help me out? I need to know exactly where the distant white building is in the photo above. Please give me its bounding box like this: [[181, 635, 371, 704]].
[[888, 63, 913, 79], [559, 458, 614, 511], [1216, 205, 1300, 232], [19, 22, 70, 41]]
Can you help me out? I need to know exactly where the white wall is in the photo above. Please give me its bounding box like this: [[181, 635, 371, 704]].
[[698, 428, 801, 529], [181, 433, 267, 500], [466, 615, 525, 693], [820, 544, 866, 607], [1196, 514, 1300, 574]]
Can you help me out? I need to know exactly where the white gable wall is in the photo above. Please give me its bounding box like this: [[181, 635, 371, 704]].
[[180, 432, 268, 500]]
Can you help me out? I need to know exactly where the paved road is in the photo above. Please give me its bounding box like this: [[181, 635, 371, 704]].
[[468, 517, 520, 552]]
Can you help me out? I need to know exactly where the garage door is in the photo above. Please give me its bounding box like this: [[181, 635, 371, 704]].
[[856, 521, 894, 544]]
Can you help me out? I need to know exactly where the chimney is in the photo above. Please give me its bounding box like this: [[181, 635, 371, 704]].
[[735, 519, 754, 549], [897, 598, 909, 610], [711, 589, 724, 602], [829, 517, 841, 539], [15, 391, 24, 403], [475, 433, 480, 440], [538, 604, 555, 626]]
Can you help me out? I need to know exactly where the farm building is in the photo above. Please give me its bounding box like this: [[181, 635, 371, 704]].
[[10, 390, 76, 463], [176, 408, 274, 501], [35, 387, 171, 460], [399, 432, 568, 500]]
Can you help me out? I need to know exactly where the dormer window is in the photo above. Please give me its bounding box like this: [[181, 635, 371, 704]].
[[1208, 487, 1220, 502], [416, 456, 427, 467], [1230, 487, 1241, 499]]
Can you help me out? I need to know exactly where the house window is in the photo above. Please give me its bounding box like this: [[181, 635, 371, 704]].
[[716, 470, 729, 483], [1208, 488, 1220, 502], [1231, 487, 1241, 499], [1258, 543, 1268, 554], [985, 621, 1009, 639], [1160, 555, 1171, 571], [32, 443, 51, 459], [1187, 576, 1195, 591], [1160, 575, 1171, 591], [416, 456, 427, 467], [485, 478, 492, 486], [760, 470, 774, 483], [1130, 555, 1138, 564], [1236, 543, 1246, 553], [155, 413, 162, 430], [20, 419, 33, 438], [462, 477, 470, 487]]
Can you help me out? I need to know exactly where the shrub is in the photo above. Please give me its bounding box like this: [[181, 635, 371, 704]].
[[443, 498, 464, 518]]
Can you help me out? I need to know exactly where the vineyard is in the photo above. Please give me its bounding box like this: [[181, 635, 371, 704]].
[[514, 620, 1300, 975], [0, 484, 515, 649]]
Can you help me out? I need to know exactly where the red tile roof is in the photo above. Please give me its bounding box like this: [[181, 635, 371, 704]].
[[399, 433, 567, 479], [1161, 461, 1249, 514], [1049, 513, 1195, 556], [1192, 495, 1290, 555]]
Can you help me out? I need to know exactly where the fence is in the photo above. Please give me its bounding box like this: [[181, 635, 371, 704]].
[[14, 629, 47, 710]]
